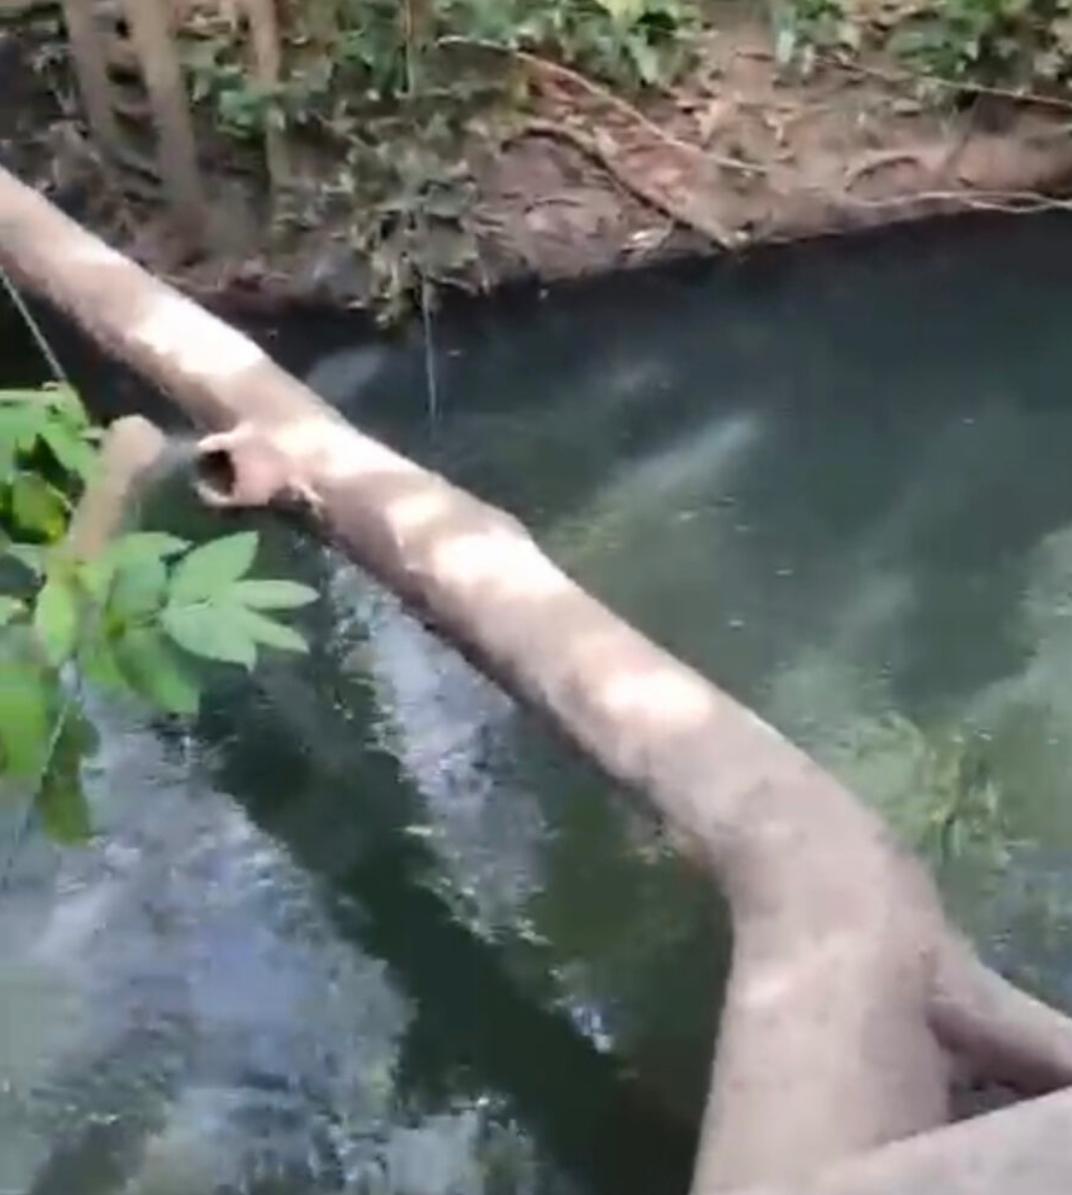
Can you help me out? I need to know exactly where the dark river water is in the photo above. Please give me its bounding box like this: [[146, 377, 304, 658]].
[[5, 215, 1072, 1194]]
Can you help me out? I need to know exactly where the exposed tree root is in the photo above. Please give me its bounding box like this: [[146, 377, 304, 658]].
[[445, 35, 1072, 258], [442, 37, 754, 248], [842, 148, 933, 190]]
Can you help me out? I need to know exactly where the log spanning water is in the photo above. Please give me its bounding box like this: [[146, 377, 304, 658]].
[[5, 167, 1072, 1192]]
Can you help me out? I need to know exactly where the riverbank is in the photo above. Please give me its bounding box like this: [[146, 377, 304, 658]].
[[4, 4, 1072, 314]]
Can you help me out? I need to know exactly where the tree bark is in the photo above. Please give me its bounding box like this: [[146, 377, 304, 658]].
[[753, 1087, 1072, 1194], [59, 0, 126, 173], [120, 0, 207, 244], [2, 162, 1072, 1191], [241, 0, 289, 198]]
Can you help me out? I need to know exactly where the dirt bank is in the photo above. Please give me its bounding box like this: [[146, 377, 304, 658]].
[[4, 9, 1072, 312]]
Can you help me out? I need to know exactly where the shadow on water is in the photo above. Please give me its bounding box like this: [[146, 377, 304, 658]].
[[7, 211, 1072, 1192], [193, 615, 701, 1195]]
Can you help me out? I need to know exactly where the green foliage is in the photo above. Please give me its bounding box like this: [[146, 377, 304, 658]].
[[0, 385, 317, 844], [0, 383, 95, 542], [161, 531, 314, 669], [178, 0, 698, 315], [772, 0, 860, 75], [888, 0, 1072, 89], [889, 0, 1040, 81], [915, 732, 1008, 871], [445, 0, 699, 88], [184, 36, 281, 141], [776, 0, 1072, 90]]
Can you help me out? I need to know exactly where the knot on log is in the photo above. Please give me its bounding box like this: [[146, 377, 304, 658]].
[[194, 423, 297, 509]]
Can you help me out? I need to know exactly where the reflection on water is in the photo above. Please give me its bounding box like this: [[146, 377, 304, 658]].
[[0, 704, 408, 1195], [5, 215, 1072, 1191]]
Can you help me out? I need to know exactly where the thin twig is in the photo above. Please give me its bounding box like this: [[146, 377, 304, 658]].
[[517, 118, 736, 245], [840, 187, 1072, 212], [0, 264, 71, 385], [834, 56, 1072, 115], [436, 35, 764, 176], [405, 1, 442, 421], [843, 148, 932, 190]]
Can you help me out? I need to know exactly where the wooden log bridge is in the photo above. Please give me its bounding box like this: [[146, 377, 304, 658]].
[[3, 162, 1072, 1193]]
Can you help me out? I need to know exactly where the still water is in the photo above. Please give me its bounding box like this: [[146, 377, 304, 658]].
[[5, 215, 1072, 1193]]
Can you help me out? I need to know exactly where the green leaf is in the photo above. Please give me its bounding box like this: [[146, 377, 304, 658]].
[[0, 389, 54, 404], [86, 533, 189, 606], [169, 531, 259, 603], [42, 383, 89, 428], [0, 596, 25, 626], [113, 627, 201, 714], [12, 472, 69, 540], [77, 557, 117, 603], [107, 532, 191, 566], [593, 0, 646, 21], [80, 631, 128, 692], [34, 577, 80, 666], [7, 542, 46, 576], [626, 34, 660, 84], [38, 714, 96, 845], [39, 421, 97, 481], [230, 579, 319, 609], [161, 600, 257, 668], [0, 404, 46, 452], [230, 605, 308, 654], [0, 431, 16, 484], [109, 555, 167, 624], [39, 765, 92, 844], [0, 662, 50, 779]]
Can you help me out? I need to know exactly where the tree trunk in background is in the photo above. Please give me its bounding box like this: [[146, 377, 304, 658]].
[[242, 0, 289, 200], [4, 164, 1072, 1193], [59, 0, 125, 173], [120, 0, 207, 243]]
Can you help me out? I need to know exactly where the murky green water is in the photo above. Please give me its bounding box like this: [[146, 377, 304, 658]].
[[5, 215, 1072, 1193]]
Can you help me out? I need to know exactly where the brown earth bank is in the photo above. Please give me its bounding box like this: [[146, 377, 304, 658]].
[[4, 7, 1072, 313]]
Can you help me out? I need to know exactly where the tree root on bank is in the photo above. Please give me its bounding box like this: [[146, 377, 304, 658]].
[[443, 37, 756, 248], [446, 35, 1072, 256], [842, 148, 933, 190], [4, 163, 1072, 1193]]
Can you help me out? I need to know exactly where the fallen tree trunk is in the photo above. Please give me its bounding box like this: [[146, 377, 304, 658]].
[[3, 162, 1072, 1191], [754, 1087, 1072, 1195]]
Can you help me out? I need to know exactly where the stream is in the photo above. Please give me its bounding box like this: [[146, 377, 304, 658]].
[[4, 215, 1072, 1193]]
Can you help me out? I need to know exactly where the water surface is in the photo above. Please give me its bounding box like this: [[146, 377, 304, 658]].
[[5, 215, 1072, 1193]]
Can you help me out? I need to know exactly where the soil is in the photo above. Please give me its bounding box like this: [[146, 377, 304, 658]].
[[5, 7, 1072, 312]]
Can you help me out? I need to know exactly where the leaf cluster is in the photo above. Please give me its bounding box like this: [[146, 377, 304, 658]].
[[779, 0, 1072, 91], [0, 387, 316, 845]]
